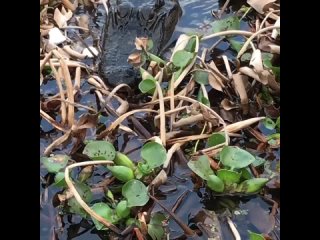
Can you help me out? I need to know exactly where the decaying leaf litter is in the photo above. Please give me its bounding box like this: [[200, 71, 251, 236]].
[[40, 0, 280, 239]]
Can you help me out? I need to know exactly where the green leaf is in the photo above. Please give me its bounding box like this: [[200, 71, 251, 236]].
[[172, 50, 194, 69], [141, 142, 166, 169], [122, 180, 149, 207], [193, 70, 209, 85], [197, 88, 210, 107], [237, 178, 269, 193], [147, 39, 154, 51], [184, 36, 197, 52], [41, 155, 69, 173], [83, 141, 116, 160], [147, 52, 166, 65], [212, 16, 240, 32], [217, 169, 241, 184], [252, 156, 266, 167], [187, 155, 214, 181], [91, 202, 114, 230], [126, 218, 140, 227], [207, 174, 225, 192], [220, 146, 256, 170], [148, 213, 166, 240], [107, 165, 135, 182], [173, 67, 184, 81], [114, 152, 135, 170], [137, 162, 153, 175], [201, 97, 210, 107], [228, 38, 244, 52], [115, 200, 131, 219], [275, 117, 280, 129], [68, 181, 93, 218], [241, 167, 253, 180], [54, 172, 67, 187], [263, 118, 276, 130], [248, 230, 265, 240], [139, 79, 156, 94], [207, 132, 226, 147], [106, 189, 115, 203]]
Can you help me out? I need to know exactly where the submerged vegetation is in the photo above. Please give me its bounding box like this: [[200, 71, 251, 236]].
[[40, 0, 280, 239]]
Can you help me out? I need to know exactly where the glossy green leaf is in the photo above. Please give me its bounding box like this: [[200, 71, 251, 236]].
[[122, 180, 149, 207], [139, 79, 156, 94], [172, 50, 194, 69], [252, 156, 266, 167], [141, 142, 166, 169], [217, 169, 241, 184], [147, 39, 154, 51], [193, 70, 209, 85], [83, 141, 116, 160], [148, 213, 166, 240], [248, 230, 265, 240], [107, 165, 135, 182], [241, 167, 253, 180], [91, 202, 114, 230], [207, 132, 226, 147], [184, 36, 197, 52], [212, 16, 240, 32], [115, 200, 131, 219], [220, 146, 256, 170], [187, 155, 214, 180], [114, 152, 135, 170], [228, 38, 244, 52], [147, 52, 166, 65], [207, 174, 225, 193], [54, 172, 67, 187], [237, 178, 269, 193], [41, 155, 69, 173], [263, 118, 276, 130]]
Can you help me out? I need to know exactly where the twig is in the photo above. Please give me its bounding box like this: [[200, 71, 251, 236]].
[[171, 190, 189, 213], [44, 130, 71, 156], [48, 59, 67, 124], [155, 81, 166, 146], [40, 109, 67, 132], [148, 194, 195, 236], [226, 217, 241, 240], [129, 116, 152, 139], [163, 143, 181, 169], [237, 26, 281, 57], [218, 0, 230, 19], [64, 160, 121, 234], [105, 83, 131, 104], [259, 10, 280, 32], [97, 109, 158, 139], [202, 30, 253, 41]]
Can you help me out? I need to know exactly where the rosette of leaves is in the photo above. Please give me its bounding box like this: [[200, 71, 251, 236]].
[[187, 146, 269, 195]]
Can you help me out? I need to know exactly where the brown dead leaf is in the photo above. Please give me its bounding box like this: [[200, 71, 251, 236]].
[[208, 72, 223, 92], [247, 0, 276, 14], [233, 73, 249, 114], [54, 7, 72, 28], [221, 98, 239, 111], [135, 37, 148, 50], [201, 107, 219, 126], [128, 51, 143, 67], [247, 127, 267, 143], [250, 49, 264, 73], [239, 66, 268, 85]]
